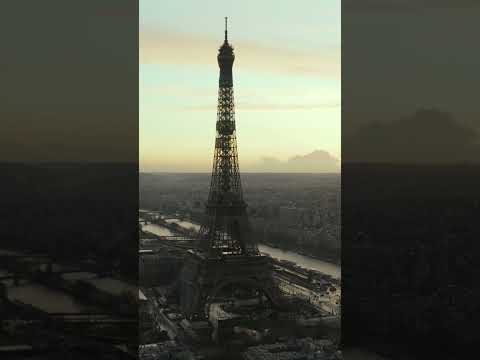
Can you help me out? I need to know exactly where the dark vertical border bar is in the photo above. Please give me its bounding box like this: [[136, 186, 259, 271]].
[[0, 1, 138, 358], [342, 1, 480, 358]]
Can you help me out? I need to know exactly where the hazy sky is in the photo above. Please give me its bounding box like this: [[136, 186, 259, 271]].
[[1, 1, 137, 163], [342, 1, 480, 163], [343, 1, 480, 132], [140, 0, 340, 172]]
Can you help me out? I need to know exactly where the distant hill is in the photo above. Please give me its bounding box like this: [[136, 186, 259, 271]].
[[247, 150, 340, 173]]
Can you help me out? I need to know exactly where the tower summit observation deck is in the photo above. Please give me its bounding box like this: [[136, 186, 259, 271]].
[[218, 17, 234, 87], [179, 18, 280, 319]]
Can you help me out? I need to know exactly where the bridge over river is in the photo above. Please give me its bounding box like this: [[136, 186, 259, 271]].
[[140, 217, 340, 279]]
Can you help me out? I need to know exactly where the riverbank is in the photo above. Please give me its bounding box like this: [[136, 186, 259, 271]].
[[258, 244, 340, 279], [259, 240, 341, 267], [142, 210, 340, 266], [139, 212, 341, 279]]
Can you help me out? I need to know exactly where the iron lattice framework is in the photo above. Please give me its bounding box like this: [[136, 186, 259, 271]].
[[198, 18, 259, 257], [179, 19, 281, 318]]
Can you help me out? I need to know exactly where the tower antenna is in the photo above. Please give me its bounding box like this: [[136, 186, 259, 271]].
[[225, 17, 228, 42]]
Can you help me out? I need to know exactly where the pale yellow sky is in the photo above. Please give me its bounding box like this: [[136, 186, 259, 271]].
[[140, 0, 340, 172]]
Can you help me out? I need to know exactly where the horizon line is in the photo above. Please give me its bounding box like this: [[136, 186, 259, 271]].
[[140, 170, 341, 174]]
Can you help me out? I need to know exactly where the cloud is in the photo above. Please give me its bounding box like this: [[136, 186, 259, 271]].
[[179, 102, 340, 112], [141, 84, 214, 98], [142, 84, 340, 111], [140, 27, 339, 78], [247, 150, 340, 173], [344, 109, 480, 163]]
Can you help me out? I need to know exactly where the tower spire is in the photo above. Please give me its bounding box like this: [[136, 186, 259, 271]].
[[224, 17, 228, 42]]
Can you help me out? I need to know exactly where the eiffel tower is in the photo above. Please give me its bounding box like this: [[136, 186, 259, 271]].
[[179, 18, 279, 319]]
